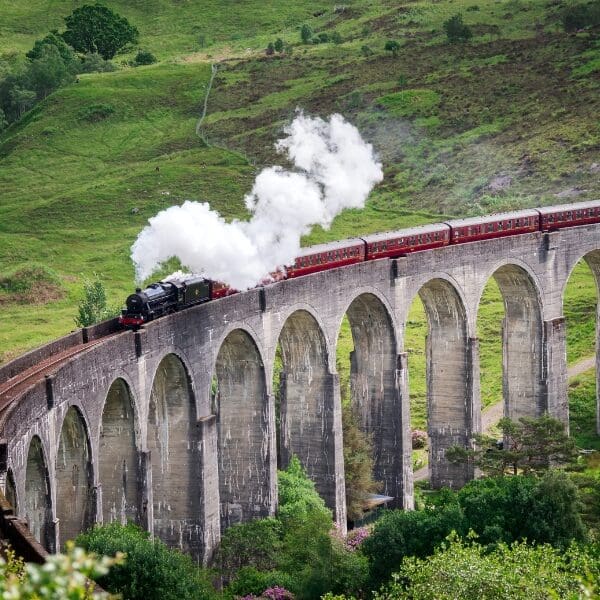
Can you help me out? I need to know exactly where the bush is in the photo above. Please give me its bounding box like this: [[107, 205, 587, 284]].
[[300, 24, 313, 44], [563, 2, 600, 31], [362, 505, 467, 589], [75, 522, 215, 600], [331, 31, 343, 44], [266, 42, 275, 56], [384, 40, 400, 57], [443, 14, 473, 43], [376, 535, 599, 600], [79, 52, 116, 73], [77, 103, 115, 122], [217, 518, 282, 582], [226, 567, 296, 597], [411, 429, 427, 449], [134, 50, 157, 66], [317, 32, 330, 43], [361, 45, 374, 57], [274, 38, 285, 53]]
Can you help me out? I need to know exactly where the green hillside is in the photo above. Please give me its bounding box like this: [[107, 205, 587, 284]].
[[1, 0, 598, 422]]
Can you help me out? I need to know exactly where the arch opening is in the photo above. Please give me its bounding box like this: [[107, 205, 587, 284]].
[[213, 330, 271, 529], [277, 310, 340, 513], [148, 353, 202, 555], [56, 407, 93, 548], [25, 437, 52, 550], [564, 253, 600, 443], [407, 279, 471, 489], [340, 294, 404, 509], [99, 378, 140, 525], [489, 264, 544, 420]]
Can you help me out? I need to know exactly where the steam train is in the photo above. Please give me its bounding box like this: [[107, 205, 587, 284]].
[[119, 199, 600, 329]]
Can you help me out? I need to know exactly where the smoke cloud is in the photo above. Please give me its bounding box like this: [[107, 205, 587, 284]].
[[131, 112, 383, 289]]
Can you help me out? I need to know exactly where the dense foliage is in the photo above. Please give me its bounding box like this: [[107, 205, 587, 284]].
[[363, 470, 587, 589], [374, 536, 600, 600], [74, 276, 116, 327], [75, 522, 215, 600]]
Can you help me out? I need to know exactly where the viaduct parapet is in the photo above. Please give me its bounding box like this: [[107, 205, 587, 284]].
[[1, 225, 599, 562]]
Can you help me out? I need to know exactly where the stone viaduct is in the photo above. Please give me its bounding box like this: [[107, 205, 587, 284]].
[[0, 225, 599, 563]]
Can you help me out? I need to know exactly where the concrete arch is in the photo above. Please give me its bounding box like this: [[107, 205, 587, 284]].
[[277, 309, 341, 513], [56, 406, 93, 548], [341, 292, 407, 505], [147, 353, 202, 556], [214, 329, 274, 529], [479, 263, 545, 420], [412, 278, 473, 488], [99, 378, 140, 525], [25, 436, 53, 551], [271, 302, 332, 374]]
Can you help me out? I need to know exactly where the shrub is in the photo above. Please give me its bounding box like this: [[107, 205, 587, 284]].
[[563, 2, 600, 31], [226, 567, 295, 597], [317, 32, 330, 43], [134, 50, 157, 66], [266, 42, 275, 56], [300, 24, 313, 44], [411, 429, 427, 449], [361, 45, 374, 57], [384, 40, 400, 57], [331, 31, 343, 44], [362, 505, 467, 589], [377, 535, 598, 600], [443, 14, 473, 42], [77, 103, 115, 122], [217, 518, 282, 582], [79, 52, 116, 73], [274, 38, 285, 53], [75, 522, 215, 600]]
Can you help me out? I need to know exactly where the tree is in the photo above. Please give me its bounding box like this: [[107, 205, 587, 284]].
[[75, 275, 114, 327], [26, 31, 77, 64], [300, 24, 313, 44], [384, 40, 400, 57], [342, 403, 381, 521], [273, 38, 285, 53], [443, 14, 473, 43], [26, 44, 76, 99], [62, 4, 139, 60], [446, 415, 578, 476]]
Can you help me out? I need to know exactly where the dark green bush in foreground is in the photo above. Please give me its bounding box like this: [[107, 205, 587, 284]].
[[75, 522, 215, 600]]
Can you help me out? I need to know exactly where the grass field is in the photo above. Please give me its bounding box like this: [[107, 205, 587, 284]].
[[0, 0, 598, 441]]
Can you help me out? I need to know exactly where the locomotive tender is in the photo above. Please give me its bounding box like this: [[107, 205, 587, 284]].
[[119, 199, 600, 329]]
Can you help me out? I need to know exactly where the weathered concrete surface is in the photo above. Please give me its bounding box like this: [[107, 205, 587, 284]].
[[1, 224, 599, 561]]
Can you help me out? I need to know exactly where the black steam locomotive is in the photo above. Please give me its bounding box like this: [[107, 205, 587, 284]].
[[119, 275, 210, 328]]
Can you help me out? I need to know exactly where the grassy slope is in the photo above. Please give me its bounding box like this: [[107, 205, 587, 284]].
[[0, 0, 598, 433]]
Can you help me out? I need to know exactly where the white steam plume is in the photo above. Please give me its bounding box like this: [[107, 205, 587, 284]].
[[131, 112, 383, 289]]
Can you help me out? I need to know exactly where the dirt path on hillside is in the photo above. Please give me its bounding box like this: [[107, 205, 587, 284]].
[[413, 355, 596, 482]]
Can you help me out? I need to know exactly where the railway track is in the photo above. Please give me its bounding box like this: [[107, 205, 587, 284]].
[[0, 334, 119, 417]]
